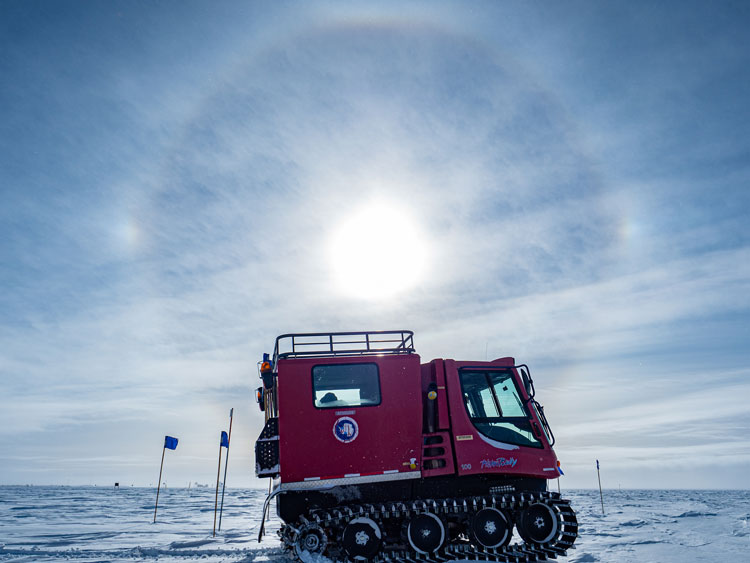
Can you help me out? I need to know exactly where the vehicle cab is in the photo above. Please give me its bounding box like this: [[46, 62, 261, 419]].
[[255, 331, 422, 488]]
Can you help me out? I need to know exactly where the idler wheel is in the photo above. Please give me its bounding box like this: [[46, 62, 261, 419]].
[[518, 502, 560, 544], [342, 517, 382, 560], [407, 512, 445, 554], [471, 507, 512, 548], [294, 523, 328, 559]]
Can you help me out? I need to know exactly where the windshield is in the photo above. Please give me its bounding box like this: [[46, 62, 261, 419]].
[[459, 369, 542, 448]]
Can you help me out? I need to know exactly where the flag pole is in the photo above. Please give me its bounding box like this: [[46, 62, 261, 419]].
[[218, 408, 234, 531], [153, 444, 166, 523], [596, 459, 604, 514], [213, 433, 223, 537]]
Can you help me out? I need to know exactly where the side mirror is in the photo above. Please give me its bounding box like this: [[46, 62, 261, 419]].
[[520, 367, 535, 398], [256, 387, 265, 412]]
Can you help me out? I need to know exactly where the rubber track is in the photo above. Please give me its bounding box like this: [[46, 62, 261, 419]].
[[280, 491, 578, 562]]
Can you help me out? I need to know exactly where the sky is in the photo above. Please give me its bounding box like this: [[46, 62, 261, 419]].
[[1, 1, 749, 489]]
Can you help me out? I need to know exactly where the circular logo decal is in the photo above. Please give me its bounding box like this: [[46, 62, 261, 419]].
[[333, 416, 359, 443]]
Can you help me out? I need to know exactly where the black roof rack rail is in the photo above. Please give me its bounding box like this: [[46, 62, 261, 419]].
[[273, 330, 415, 365]]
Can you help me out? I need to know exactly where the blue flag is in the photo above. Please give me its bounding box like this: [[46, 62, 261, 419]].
[[596, 459, 600, 470], [164, 436, 178, 450], [220, 431, 229, 448]]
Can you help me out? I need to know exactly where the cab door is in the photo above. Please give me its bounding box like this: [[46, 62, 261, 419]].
[[443, 359, 559, 480], [277, 354, 423, 484]]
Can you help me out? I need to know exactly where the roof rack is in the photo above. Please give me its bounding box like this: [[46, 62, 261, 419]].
[[273, 330, 415, 364]]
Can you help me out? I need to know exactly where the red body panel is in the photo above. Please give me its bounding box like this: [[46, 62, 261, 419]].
[[441, 359, 559, 480], [277, 354, 423, 484]]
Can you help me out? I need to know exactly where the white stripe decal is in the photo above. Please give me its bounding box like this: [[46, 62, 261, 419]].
[[344, 473, 360, 477], [383, 470, 398, 474], [282, 471, 421, 491], [476, 433, 520, 451], [543, 468, 555, 471]]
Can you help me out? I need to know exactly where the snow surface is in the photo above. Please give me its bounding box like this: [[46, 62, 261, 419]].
[[0, 486, 748, 562]]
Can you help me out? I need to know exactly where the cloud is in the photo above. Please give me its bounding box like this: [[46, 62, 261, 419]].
[[1, 3, 749, 486]]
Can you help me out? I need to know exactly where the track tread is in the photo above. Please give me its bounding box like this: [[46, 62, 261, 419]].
[[281, 491, 578, 562]]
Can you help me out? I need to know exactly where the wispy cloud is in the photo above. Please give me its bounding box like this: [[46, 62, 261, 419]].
[[1, 1, 748, 487]]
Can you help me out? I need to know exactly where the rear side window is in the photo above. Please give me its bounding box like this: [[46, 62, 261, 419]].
[[312, 363, 381, 408]]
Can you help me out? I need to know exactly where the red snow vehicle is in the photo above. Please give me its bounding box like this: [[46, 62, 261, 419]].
[[255, 331, 577, 561]]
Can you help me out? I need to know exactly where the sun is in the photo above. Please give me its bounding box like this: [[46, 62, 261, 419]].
[[329, 202, 429, 300]]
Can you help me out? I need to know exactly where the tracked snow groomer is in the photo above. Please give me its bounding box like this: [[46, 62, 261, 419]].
[[255, 331, 577, 561]]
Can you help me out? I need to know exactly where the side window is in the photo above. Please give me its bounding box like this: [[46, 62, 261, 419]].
[[492, 376, 526, 417], [312, 363, 381, 408], [459, 369, 542, 448], [478, 388, 500, 417]]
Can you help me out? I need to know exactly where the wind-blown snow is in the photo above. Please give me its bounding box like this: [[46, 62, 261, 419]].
[[0, 487, 747, 562]]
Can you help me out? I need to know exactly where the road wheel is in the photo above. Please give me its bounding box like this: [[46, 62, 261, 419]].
[[471, 507, 512, 548], [518, 502, 560, 544], [342, 517, 382, 560], [407, 512, 445, 554]]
